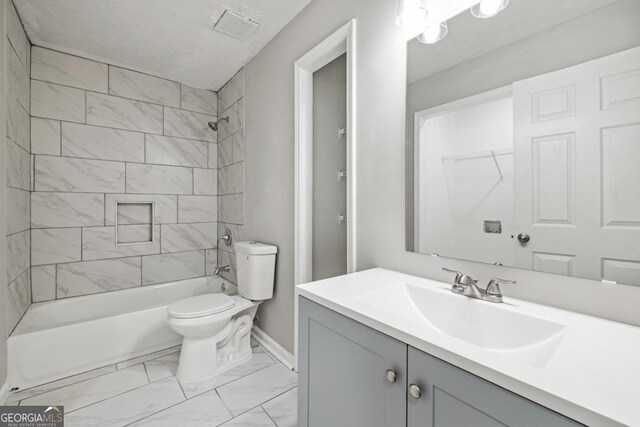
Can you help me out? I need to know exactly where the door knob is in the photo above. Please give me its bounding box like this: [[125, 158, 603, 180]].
[[385, 369, 397, 384], [409, 384, 422, 399], [517, 233, 530, 244]]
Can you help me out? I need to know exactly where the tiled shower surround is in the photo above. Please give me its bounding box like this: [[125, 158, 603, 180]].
[[29, 46, 221, 302]]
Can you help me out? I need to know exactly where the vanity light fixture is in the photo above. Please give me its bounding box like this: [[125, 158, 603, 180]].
[[417, 21, 448, 44], [470, 0, 510, 18], [395, 0, 428, 30]]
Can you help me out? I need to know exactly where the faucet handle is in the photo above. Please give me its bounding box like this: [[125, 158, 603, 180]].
[[442, 268, 463, 284], [485, 278, 516, 296]]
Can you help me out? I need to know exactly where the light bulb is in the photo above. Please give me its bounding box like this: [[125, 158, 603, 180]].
[[417, 22, 448, 44], [395, 0, 428, 29], [480, 0, 502, 16]]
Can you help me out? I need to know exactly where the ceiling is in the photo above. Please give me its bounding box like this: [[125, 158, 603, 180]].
[[15, 0, 312, 90], [407, 0, 621, 85]]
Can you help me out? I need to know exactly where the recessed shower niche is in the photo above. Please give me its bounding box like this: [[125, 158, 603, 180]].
[[115, 201, 155, 245]]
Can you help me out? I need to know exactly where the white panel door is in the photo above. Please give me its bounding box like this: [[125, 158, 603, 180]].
[[513, 47, 640, 285]]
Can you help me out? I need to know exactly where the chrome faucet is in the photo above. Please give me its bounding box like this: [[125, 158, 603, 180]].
[[442, 268, 516, 303], [213, 265, 230, 276]]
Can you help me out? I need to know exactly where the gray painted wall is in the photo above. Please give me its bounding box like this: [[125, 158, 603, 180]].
[[312, 54, 347, 281], [245, 0, 640, 353], [1, 0, 9, 388]]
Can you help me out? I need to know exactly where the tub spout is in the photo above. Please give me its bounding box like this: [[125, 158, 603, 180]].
[[213, 265, 229, 276]]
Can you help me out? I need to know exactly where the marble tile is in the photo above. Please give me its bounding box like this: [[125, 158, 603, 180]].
[[220, 407, 276, 427], [82, 225, 159, 260], [31, 265, 57, 302], [217, 101, 241, 141], [205, 249, 218, 276], [32, 192, 104, 228], [31, 80, 85, 122], [32, 227, 82, 265], [6, 1, 28, 68], [116, 202, 152, 225], [105, 194, 177, 225], [208, 143, 217, 169], [193, 168, 217, 196], [180, 85, 217, 115], [178, 196, 217, 223], [180, 351, 276, 399], [116, 346, 181, 370], [144, 352, 180, 382], [6, 138, 31, 191], [126, 163, 192, 195], [164, 107, 216, 142], [142, 251, 205, 286], [232, 130, 245, 164], [64, 377, 185, 427], [7, 93, 30, 151], [35, 155, 125, 193], [218, 137, 233, 168], [160, 223, 216, 253], [31, 117, 61, 155], [225, 162, 243, 194], [130, 390, 232, 427], [62, 122, 145, 162], [145, 134, 208, 168], [7, 42, 29, 111], [262, 387, 298, 427], [217, 364, 297, 416], [6, 365, 117, 405], [21, 365, 148, 413], [86, 92, 163, 134], [6, 187, 30, 235], [9, 230, 30, 282], [218, 70, 243, 113], [57, 257, 142, 298], [219, 194, 243, 225], [32, 47, 108, 92], [109, 66, 180, 107], [6, 269, 31, 333]]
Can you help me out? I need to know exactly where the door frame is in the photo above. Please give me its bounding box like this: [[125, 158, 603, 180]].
[[293, 19, 357, 370]]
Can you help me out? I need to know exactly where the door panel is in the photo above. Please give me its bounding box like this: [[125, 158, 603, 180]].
[[298, 298, 407, 427]]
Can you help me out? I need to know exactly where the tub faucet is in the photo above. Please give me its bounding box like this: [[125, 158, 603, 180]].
[[442, 268, 516, 303], [214, 265, 230, 276]]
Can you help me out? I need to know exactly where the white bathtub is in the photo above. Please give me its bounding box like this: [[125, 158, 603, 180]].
[[7, 276, 224, 390]]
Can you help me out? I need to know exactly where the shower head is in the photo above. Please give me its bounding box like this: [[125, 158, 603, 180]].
[[207, 117, 229, 132]]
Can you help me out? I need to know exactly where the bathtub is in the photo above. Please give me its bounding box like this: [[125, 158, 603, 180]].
[[7, 276, 224, 390]]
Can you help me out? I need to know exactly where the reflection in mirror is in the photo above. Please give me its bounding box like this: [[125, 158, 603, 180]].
[[405, 0, 640, 286]]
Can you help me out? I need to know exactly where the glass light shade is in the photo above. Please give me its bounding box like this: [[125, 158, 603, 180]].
[[417, 22, 448, 44], [470, 0, 510, 18], [396, 0, 428, 29]]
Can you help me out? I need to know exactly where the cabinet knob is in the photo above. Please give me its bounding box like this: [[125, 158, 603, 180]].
[[409, 384, 422, 399], [385, 369, 397, 384]]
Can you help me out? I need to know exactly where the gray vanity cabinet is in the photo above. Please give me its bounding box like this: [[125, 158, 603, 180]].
[[299, 297, 583, 427], [298, 297, 407, 427]]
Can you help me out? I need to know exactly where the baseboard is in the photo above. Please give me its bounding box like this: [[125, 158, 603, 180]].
[[0, 381, 10, 405], [251, 326, 294, 370]]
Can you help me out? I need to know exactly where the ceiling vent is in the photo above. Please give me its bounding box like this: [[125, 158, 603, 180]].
[[213, 10, 259, 41]]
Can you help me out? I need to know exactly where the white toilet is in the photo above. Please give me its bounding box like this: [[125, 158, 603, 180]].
[[167, 241, 277, 383]]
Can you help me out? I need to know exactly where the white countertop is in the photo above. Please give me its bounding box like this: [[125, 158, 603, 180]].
[[296, 268, 640, 427]]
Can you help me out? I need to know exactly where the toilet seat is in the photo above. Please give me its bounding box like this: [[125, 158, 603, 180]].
[[168, 294, 235, 319]]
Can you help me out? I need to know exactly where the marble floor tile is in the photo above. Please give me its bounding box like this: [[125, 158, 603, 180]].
[[262, 387, 298, 427], [116, 346, 181, 370], [216, 364, 298, 416], [128, 390, 232, 426], [219, 407, 277, 427], [180, 351, 276, 399], [144, 352, 180, 383], [64, 376, 185, 427], [20, 365, 148, 412], [6, 365, 117, 404]]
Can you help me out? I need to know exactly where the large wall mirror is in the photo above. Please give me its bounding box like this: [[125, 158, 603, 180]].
[[405, 0, 640, 287]]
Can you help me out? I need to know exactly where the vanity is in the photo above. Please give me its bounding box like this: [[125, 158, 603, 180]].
[[297, 269, 640, 427]]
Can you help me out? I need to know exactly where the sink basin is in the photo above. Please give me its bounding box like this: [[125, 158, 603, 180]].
[[357, 282, 567, 351]]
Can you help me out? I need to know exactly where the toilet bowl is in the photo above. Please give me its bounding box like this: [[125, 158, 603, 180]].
[[167, 241, 277, 383]]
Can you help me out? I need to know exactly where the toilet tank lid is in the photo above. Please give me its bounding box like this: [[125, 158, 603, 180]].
[[235, 241, 278, 255]]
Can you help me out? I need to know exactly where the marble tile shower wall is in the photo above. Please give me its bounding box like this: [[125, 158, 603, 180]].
[[29, 46, 219, 301], [216, 70, 244, 285], [5, 0, 32, 333]]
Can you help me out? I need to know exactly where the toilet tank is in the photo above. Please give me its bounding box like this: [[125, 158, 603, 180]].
[[234, 241, 278, 301]]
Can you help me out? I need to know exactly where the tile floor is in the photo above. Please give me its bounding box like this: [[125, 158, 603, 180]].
[[5, 339, 297, 426]]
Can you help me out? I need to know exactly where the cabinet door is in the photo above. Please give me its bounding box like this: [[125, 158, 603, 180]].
[[407, 347, 583, 427], [298, 297, 407, 427]]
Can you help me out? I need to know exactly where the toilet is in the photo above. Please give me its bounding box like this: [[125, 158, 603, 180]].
[[167, 241, 277, 383]]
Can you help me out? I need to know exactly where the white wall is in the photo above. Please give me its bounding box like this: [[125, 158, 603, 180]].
[[244, 0, 640, 353], [0, 0, 9, 389]]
